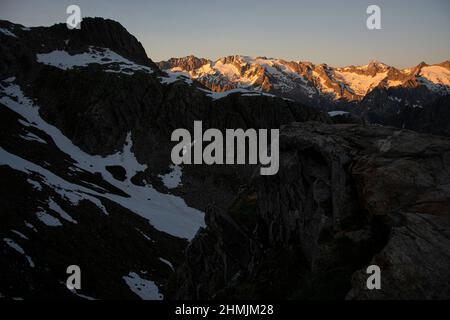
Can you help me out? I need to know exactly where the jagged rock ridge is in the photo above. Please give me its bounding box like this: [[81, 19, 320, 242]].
[[159, 56, 450, 136]]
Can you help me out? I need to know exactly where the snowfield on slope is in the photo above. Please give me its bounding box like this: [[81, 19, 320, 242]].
[[420, 66, 450, 86], [0, 82, 205, 240], [36, 47, 153, 75], [159, 70, 194, 85], [123, 272, 163, 300], [334, 70, 388, 96], [419, 66, 450, 93]]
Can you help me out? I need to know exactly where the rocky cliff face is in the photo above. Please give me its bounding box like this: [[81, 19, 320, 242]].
[[0, 18, 326, 299], [0, 18, 159, 78], [361, 87, 450, 137], [169, 122, 450, 300], [1, 17, 449, 301], [158, 55, 211, 72]]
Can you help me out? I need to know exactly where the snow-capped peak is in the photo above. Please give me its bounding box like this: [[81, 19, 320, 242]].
[[158, 56, 450, 101]]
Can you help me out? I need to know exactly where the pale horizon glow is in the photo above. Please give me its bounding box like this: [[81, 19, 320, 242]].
[[0, 0, 449, 68]]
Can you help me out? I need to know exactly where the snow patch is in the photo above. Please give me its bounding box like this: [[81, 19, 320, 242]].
[[388, 96, 403, 103], [0, 82, 205, 240], [334, 70, 388, 96], [11, 230, 29, 240], [387, 80, 403, 87], [20, 132, 47, 144], [159, 165, 182, 189], [123, 272, 163, 300], [135, 228, 153, 242], [3, 238, 35, 267], [3, 77, 16, 83], [36, 209, 63, 227], [68, 288, 96, 300], [328, 111, 349, 117], [420, 66, 450, 87], [419, 66, 450, 93], [159, 70, 194, 85], [159, 258, 174, 271], [24, 221, 37, 232], [36, 47, 153, 75], [241, 92, 277, 98], [27, 178, 43, 191], [0, 27, 17, 38], [48, 198, 78, 224]]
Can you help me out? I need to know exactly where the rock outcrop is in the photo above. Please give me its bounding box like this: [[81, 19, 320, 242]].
[[0, 18, 327, 299], [1, 17, 449, 300], [169, 122, 450, 300]]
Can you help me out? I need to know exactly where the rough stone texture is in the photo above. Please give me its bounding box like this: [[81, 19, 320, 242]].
[[170, 122, 450, 300], [0, 18, 328, 299], [2, 17, 449, 300], [348, 212, 450, 300], [1, 18, 327, 215]]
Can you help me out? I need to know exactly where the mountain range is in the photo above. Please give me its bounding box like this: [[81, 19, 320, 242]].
[[1, 18, 450, 300], [159, 55, 450, 103], [159, 56, 450, 136]]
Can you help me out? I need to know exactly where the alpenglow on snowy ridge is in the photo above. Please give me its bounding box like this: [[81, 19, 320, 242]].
[[1, 10, 450, 303]]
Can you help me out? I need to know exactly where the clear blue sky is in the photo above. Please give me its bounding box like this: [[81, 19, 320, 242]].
[[1, 0, 449, 67]]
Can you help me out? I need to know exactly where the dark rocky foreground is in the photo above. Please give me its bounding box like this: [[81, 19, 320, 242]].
[[169, 122, 450, 300], [0, 18, 449, 300]]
